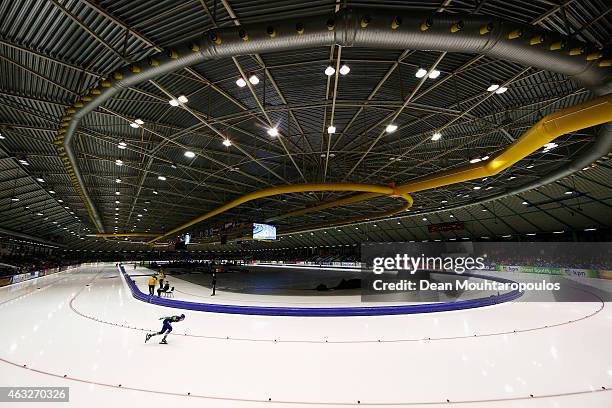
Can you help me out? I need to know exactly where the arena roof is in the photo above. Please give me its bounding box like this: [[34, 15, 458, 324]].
[[0, 0, 610, 250]]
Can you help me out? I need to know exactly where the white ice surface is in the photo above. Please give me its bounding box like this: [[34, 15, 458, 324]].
[[0, 264, 611, 407]]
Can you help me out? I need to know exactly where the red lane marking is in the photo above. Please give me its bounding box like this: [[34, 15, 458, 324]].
[[0, 356, 610, 405], [69, 278, 606, 344]]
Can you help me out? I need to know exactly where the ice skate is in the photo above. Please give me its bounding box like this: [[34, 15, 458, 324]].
[[160, 338, 168, 344], [145, 333, 152, 343]]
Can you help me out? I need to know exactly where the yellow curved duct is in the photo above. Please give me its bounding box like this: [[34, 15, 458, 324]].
[[161, 196, 413, 246], [282, 197, 413, 234], [89, 233, 161, 238], [146, 183, 413, 244], [278, 93, 612, 219]]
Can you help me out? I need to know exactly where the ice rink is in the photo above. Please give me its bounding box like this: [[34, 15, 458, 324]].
[[1, 264, 611, 407]]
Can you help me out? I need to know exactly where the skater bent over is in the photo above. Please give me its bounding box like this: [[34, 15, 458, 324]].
[[145, 314, 185, 344]]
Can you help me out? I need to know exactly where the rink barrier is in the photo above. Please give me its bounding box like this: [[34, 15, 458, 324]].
[[119, 265, 523, 316]]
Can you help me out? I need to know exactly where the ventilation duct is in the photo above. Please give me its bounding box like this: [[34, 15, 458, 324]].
[[60, 8, 612, 232]]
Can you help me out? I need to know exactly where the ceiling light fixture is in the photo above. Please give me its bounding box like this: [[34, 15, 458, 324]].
[[428, 70, 441, 79], [267, 127, 279, 137], [236, 77, 247, 87], [327, 125, 336, 134], [495, 87, 508, 94], [487, 84, 500, 92], [36, 177, 45, 183], [222, 139, 232, 147], [115, 159, 123, 166], [248, 74, 259, 85], [118, 140, 127, 149], [543, 142, 558, 152], [324, 66, 335, 76], [177, 95, 188, 103], [168, 99, 179, 106], [415, 68, 427, 78], [157, 175, 166, 181], [184, 151, 195, 158], [385, 124, 398, 133], [115, 178, 121, 183], [431, 132, 442, 141], [339, 64, 350, 75]]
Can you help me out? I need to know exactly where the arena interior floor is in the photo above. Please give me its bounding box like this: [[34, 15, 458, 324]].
[[0, 264, 610, 407]]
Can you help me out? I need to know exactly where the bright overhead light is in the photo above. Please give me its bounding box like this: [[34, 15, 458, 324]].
[[169, 99, 179, 106], [115, 191, 120, 195], [177, 95, 188, 103], [469, 157, 481, 164], [553, 230, 565, 234], [137, 214, 143, 217], [134, 119, 144, 125], [157, 175, 166, 181], [431, 132, 442, 141], [152, 190, 158, 195], [324, 66, 335, 76], [248, 74, 259, 85], [339, 64, 350, 75], [0, 133, 4, 139], [130, 122, 140, 128], [564, 190, 574, 195], [267, 127, 279, 137], [36, 212, 44, 216], [222, 139, 232, 147], [57, 199, 63, 203], [495, 87, 508, 94], [19, 159, 29, 166], [327, 125, 336, 134], [415, 68, 427, 78], [428, 70, 441, 79], [49, 190, 56, 194], [184, 151, 196, 158], [36, 177, 44, 183], [115, 159, 123, 166], [473, 186, 481, 190], [385, 124, 398, 133], [487, 84, 500, 92], [584, 228, 596, 232], [522, 201, 529, 205], [481, 155, 490, 161], [11, 197, 19, 201], [543, 142, 558, 152], [236, 77, 247, 87], [118, 140, 127, 149], [115, 178, 121, 183]]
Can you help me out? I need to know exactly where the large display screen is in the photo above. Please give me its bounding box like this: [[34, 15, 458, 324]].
[[252, 223, 276, 240], [184, 234, 190, 245]]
